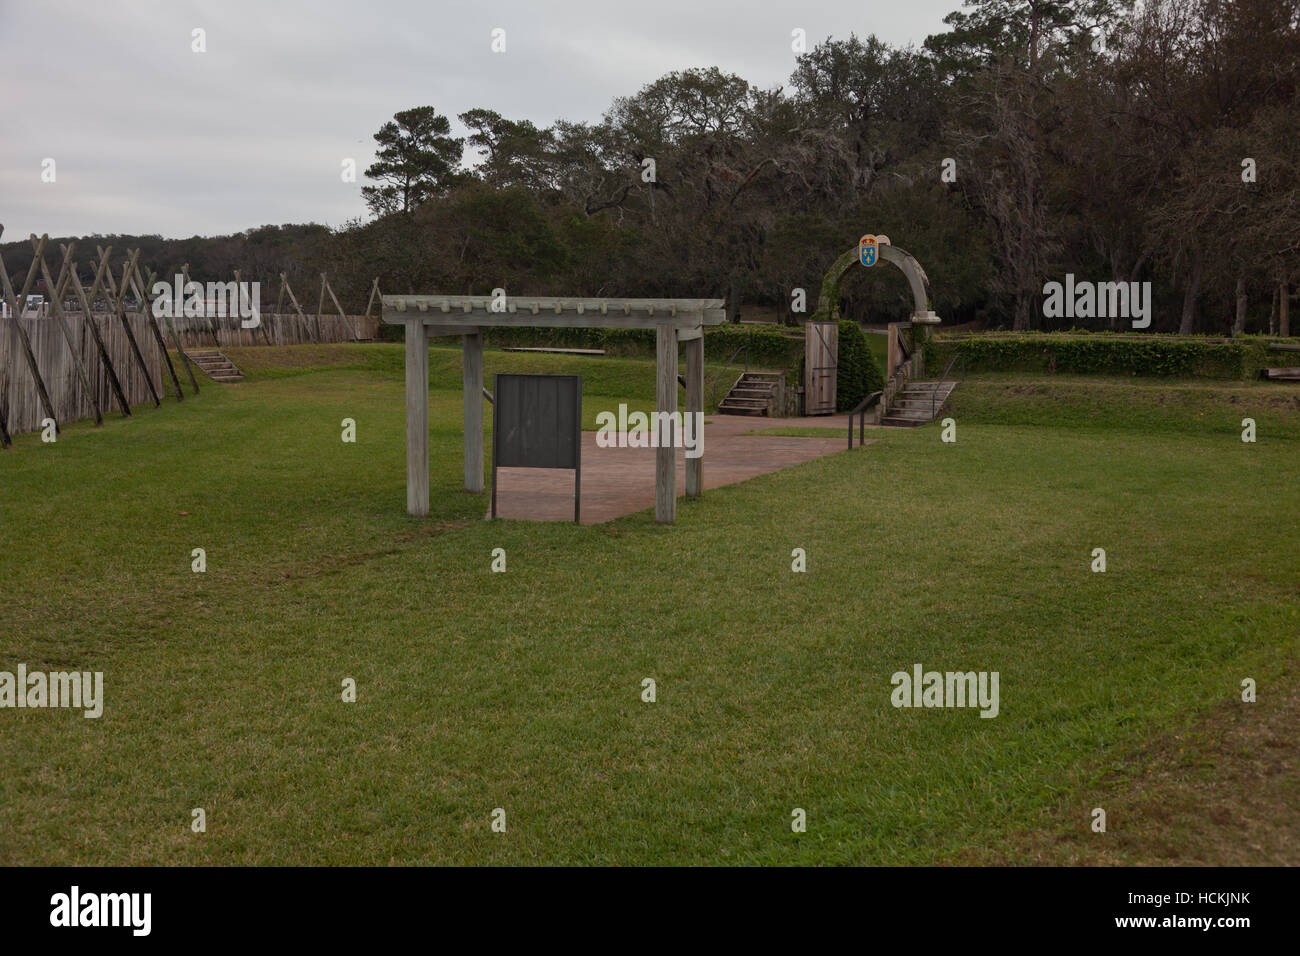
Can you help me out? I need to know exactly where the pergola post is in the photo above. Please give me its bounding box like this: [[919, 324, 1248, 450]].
[[463, 329, 484, 493], [404, 319, 429, 516], [656, 323, 678, 524], [684, 333, 704, 498]]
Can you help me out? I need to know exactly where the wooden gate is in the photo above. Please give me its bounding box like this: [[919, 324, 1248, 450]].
[[804, 321, 838, 415]]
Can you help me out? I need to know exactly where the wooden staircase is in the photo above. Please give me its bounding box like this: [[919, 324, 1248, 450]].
[[881, 380, 957, 427], [186, 349, 244, 383], [718, 372, 781, 416]]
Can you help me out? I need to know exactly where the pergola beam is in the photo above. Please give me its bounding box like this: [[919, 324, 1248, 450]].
[[384, 296, 725, 331]]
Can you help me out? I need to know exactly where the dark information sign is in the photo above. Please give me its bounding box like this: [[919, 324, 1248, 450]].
[[491, 373, 582, 521]]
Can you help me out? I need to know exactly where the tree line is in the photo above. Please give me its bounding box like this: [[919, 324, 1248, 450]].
[[7, 0, 1296, 334]]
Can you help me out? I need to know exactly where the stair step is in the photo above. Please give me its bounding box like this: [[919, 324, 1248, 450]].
[[719, 371, 781, 415], [188, 350, 243, 382], [879, 377, 960, 426]]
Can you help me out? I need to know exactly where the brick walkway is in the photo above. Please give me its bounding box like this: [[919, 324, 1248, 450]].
[[489, 413, 879, 523]]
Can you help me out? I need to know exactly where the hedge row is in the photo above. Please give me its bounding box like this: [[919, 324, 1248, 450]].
[[700, 325, 806, 367], [478, 323, 807, 368], [923, 333, 1300, 379]]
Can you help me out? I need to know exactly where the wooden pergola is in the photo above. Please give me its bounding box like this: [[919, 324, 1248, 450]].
[[383, 295, 726, 524]]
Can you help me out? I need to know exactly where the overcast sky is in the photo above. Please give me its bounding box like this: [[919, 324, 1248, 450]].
[[0, 0, 958, 240]]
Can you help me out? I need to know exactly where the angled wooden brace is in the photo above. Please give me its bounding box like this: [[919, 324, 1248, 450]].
[[323, 274, 359, 341], [180, 264, 218, 346], [127, 257, 183, 400], [102, 250, 160, 407], [279, 273, 317, 343], [132, 262, 198, 397], [32, 236, 102, 426], [65, 245, 131, 417], [233, 269, 271, 346], [0, 231, 59, 435]]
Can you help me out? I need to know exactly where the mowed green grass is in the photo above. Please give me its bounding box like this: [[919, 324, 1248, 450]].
[[0, 346, 1296, 865]]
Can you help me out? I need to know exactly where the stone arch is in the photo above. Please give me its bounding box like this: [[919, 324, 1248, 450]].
[[810, 241, 940, 325]]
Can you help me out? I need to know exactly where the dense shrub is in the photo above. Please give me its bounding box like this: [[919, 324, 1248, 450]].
[[836, 320, 885, 411]]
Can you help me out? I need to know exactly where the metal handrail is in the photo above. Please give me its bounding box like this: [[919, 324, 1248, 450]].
[[848, 390, 883, 449], [707, 344, 749, 410], [929, 353, 965, 421]]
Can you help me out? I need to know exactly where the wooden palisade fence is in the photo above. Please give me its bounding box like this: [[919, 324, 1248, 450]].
[[1, 224, 380, 445], [0, 228, 191, 445]]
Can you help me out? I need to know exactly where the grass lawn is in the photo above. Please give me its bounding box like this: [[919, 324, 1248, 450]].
[[1, 345, 1296, 865]]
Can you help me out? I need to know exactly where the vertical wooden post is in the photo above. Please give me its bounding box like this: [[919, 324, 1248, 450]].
[[233, 269, 246, 346], [655, 323, 678, 524], [275, 278, 287, 345], [0, 228, 12, 445], [0, 226, 8, 444], [405, 319, 429, 516], [685, 332, 703, 498], [463, 330, 484, 493], [315, 274, 327, 342], [0, 326, 8, 444]]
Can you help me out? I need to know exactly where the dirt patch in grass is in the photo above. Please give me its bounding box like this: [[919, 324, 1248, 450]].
[[958, 680, 1299, 865], [257, 519, 473, 585]]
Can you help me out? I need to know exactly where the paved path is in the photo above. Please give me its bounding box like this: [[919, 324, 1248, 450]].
[[489, 413, 881, 523]]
